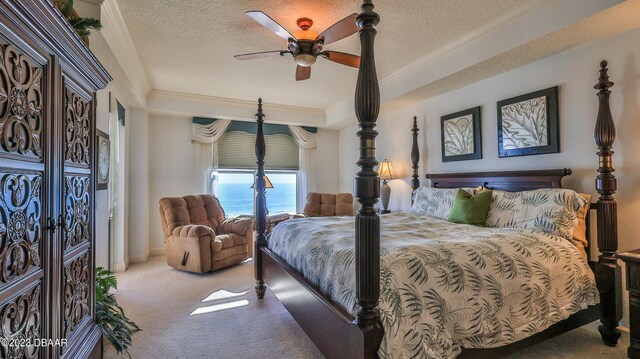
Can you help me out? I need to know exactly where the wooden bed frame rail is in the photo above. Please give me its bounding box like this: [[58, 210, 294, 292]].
[[252, 0, 621, 354]]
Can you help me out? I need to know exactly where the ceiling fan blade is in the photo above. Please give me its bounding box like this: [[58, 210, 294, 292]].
[[234, 51, 287, 60], [323, 51, 360, 68], [246, 11, 296, 41], [296, 65, 311, 81], [316, 13, 359, 45]]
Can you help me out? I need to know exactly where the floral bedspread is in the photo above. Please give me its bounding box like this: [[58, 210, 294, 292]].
[[268, 213, 598, 359]]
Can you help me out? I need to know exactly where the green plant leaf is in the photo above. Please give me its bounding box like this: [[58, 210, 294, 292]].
[[95, 267, 140, 358], [61, 0, 74, 18]]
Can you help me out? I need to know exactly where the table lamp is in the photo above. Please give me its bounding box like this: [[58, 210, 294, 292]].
[[377, 159, 397, 213], [252, 175, 274, 215], [251, 175, 274, 189]]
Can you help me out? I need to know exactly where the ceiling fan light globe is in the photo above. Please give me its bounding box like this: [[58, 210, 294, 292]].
[[295, 54, 316, 67]]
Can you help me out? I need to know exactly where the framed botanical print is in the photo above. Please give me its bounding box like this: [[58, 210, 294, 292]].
[[96, 129, 110, 190], [497, 86, 559, 158], [441, 106, 482, 162]]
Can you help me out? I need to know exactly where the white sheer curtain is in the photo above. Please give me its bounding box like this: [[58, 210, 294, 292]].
[[191, 119, 232, 194], [288, 126, 317, 213]]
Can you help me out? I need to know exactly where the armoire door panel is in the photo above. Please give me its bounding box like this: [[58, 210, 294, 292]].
[[61, 251, 89, 343], [0, 37, 48, 359], [0, 170, 42, 288], [0, 42, 44, 162], [0, 280, 43, 359], [62, 175, 89, 252], [63, 89, 90, 168], [60, 80, 93, 357]]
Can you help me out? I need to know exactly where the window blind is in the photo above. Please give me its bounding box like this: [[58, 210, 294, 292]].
[[218, 130, 299, 170]]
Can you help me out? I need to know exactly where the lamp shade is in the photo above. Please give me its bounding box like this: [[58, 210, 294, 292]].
[[377, 159, 397, 181], [251, 175, 274, 189]]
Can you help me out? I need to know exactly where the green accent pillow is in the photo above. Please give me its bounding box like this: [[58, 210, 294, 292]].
[[448, 189, 493, 226]]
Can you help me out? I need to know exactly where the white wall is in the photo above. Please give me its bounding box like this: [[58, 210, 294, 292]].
[[147, 115, 196, 254], [339, 103, 424, 212], [147, 114, 341, 254], [95, 84, 131, 271], [128, 108, 150, 263], [314, 128, 340, 193], [94, 87, 110, 269], [339, 26, 640, 328]]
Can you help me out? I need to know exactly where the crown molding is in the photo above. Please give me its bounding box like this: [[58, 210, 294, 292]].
[[100, 0, 150, 107], [146, 90, 327, 127]]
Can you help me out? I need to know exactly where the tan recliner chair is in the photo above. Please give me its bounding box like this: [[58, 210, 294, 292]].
[[303, 192, 354, 217], [159, 195, 254, 273]]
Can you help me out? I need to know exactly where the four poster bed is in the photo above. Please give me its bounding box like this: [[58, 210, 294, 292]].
[[251, 1, 622, 358]]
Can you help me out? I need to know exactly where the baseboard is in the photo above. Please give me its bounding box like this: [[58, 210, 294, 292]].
[[149, 247, 166, 256], [113, 260, 127, 272], [129, 251, 150, 264]]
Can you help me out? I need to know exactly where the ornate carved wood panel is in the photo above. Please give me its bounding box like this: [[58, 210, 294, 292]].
[[0, 1, 110, 358], [63, 175, 89, 251], [0, 171, 41, 288], [64, 88, 90, 166], [63, 252, 89, 340], [0, 282, 42, 359], [0, 42, 43, 160]]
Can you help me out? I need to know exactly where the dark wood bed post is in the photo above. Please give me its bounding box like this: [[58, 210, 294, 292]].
[[411, 116, 420, 200], [354, 0, 384, 354], [594, 60, 622, 346], [254, 98, 267, 299]]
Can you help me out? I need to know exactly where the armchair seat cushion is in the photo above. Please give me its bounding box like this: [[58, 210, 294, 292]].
[[213, 233, 247, 252]]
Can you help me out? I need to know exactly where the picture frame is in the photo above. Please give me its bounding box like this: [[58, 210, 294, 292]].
[[497, 86, 559, 158], [440, 106, 482, 162], [96, 129, 110, 190]]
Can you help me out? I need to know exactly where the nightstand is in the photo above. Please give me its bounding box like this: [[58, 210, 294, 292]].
[[619, 249, 640, 359]]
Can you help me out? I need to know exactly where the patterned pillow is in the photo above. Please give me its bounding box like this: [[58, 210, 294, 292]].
[[410, 187, 475, 219], [485, 188, 587, 239]]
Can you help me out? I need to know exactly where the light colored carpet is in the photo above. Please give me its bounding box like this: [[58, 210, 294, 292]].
[[104, 256, 628, 359]]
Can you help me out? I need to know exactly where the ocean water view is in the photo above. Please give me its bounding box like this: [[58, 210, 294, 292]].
[[217, 182, 297, 217]]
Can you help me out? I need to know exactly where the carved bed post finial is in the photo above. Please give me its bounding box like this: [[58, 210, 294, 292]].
[[254, 98, 267, 299], [593, 60, 622, 346], [354, 1, 383, 350], [411, 116, 420, 201]]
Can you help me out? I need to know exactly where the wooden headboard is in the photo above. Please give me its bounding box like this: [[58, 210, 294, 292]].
[[425, 168, 572, 191]]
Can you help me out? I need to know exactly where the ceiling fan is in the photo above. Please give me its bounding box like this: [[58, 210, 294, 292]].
[[234, 11, 361, 81]]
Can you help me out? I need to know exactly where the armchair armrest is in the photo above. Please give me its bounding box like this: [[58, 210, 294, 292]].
[[218, 217, 254, 236], [172, 224, 215, 238], [167, 225, 215, 273]]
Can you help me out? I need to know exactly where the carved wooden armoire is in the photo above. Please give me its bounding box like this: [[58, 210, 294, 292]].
[[0, 1, 110, 358]]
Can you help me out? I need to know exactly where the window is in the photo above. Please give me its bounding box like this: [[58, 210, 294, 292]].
[[216, 171, 297, 217], [262, 172, 297, 214], [210, 120, 303, 217]]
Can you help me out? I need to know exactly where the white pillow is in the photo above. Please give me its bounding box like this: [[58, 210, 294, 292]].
[[410, 187, 474, 219], [485, 188, 587, 239]]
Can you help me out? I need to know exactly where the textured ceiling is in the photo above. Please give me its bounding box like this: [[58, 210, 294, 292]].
[[380, 0, 640, 117], [117, 0, 546, 109]]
